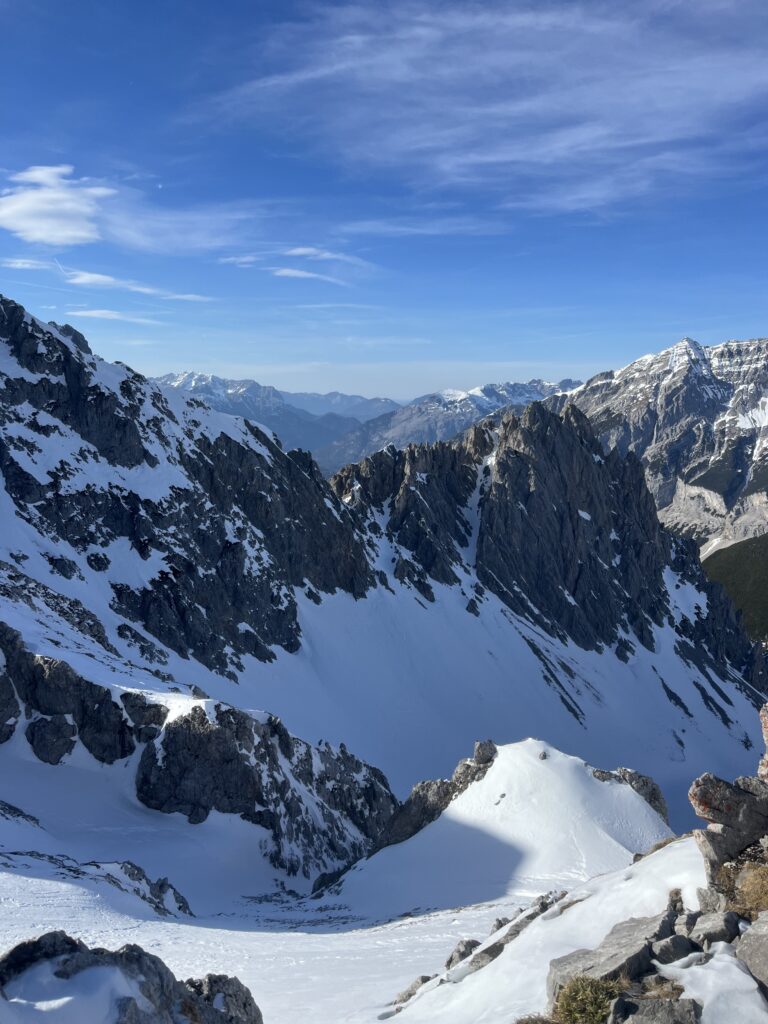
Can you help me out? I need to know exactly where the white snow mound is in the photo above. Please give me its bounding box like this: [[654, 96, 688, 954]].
[[336, 739, 672, 920]]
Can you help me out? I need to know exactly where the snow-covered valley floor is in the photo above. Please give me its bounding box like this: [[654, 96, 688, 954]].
[[1, 741, 702, 1023]]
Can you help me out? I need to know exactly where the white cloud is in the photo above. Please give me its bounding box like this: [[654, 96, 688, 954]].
[[283, 245, 371, 267], [269, 267, 347, 286], [68, 309, 163, 325], [0, 165, 115, 244], [0, 257, 53, 270], [207, 1, 768, 210], [339, 216, 503, 237], [0, 165, 257, 252], [61, 267, 212, 301], [219, 254, 263, 267], [0, 256, 211, 301]]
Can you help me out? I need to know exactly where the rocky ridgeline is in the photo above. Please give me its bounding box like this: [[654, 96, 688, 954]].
[[333, 402, 766, 700], [0, 619, 397, 881], [315, 378, 578, 474], [0, 295, 371, 676], [0, 931, 263, 1023]]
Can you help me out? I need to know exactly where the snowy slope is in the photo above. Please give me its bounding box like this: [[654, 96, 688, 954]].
[[0, 740, 677, 1023], [0, 293, 765, 843], [331, 740, 672, 920]]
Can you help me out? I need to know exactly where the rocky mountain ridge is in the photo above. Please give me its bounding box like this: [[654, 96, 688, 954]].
[[315, 377, 579, 473], [0, 291, 765, 844], [548, 336, 768, 555]]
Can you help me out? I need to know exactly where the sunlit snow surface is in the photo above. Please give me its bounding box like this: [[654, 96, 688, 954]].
[[1, 740, 674, 1023]]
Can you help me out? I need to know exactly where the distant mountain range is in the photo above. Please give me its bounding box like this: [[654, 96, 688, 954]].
[[155, 372, 398, 453], [157, 372, 580, 473], [314, 378, 580, 473]]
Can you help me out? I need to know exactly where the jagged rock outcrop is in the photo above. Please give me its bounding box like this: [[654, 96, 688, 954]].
[[689, 703, 768, 893], [0, 931, 262, 1023], [316, 378, 578, 474], [373, 740, 497, 851], [592, 768, 670, 825], [333, 402, 767, 705], [137, 703, 397, 877], [0, 295, 372, 676], [0, 619, 397, 881]]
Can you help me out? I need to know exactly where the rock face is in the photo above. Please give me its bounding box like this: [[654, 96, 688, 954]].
[[136, 704, 396, 876], [0, 295, 371, 676], [316, 378, 579, 474], [0, 620, 397, 880], [333, 402, 767, 704], [373, 740, 498, 851], [0, 931, 262, 1024], [548, 337, 768, 553], [1, 292, 766, 849]]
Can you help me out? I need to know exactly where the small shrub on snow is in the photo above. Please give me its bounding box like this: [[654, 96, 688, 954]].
[[553, 974, 625, 1024]]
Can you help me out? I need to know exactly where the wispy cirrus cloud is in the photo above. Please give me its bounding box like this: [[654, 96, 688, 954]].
[[268, 266, 347, 286], [206, 1, 768, 211], [1, 257, 212, 301], [0, 165, 258, 252], [67, 308, 163, 325], [339, 216, 504, 237], [283, 245, 373, 268]]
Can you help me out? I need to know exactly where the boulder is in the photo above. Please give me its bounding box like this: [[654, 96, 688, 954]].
[[393, 974, 435, 1005], [445, 938, 480, 970], [650, 934, 699, 964], [490, 916, 511, 935], [0, 931, 262, 1024], [735, 912, 768, 987], [607, 995, 702, 1022], [688, 911, 740, 948], [185, 974, 263, 1024], [547, 910, 676, 1005], [465, 941, 505, 974]]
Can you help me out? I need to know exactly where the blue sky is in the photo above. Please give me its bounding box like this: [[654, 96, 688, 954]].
[[1, 0, 768, 398]]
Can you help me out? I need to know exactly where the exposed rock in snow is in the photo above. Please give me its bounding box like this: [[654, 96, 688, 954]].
[[0, 931, 263, 1023], [327, 740, 673, 922], [0, 291, 766, 864]]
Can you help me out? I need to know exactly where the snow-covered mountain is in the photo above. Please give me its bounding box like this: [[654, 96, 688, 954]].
[[314, 378, 580, 473], [155, 370, 363, 452], [0, 294, 764, 827], [550, 337, 768, 556], [3, 294, 768, 1021]]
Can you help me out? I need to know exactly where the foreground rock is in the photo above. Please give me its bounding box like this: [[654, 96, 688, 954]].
[[546, 910, 677, 1004], [0, 931, 262, 1023]]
